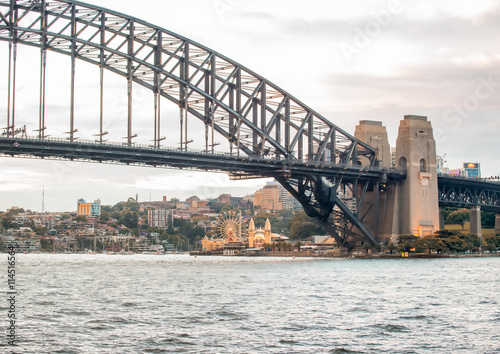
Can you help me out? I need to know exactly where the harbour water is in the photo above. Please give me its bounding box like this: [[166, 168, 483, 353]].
[[1, 254, 499, 353]]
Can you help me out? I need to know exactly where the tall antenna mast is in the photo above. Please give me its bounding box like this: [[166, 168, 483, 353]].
[[42, 185, 45, 213]]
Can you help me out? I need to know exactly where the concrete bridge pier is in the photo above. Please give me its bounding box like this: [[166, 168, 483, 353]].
[[496, 214, 500, 234], [439, 207, 446, 231], [354, 116, 440, 243], [392, 115, 440, 237], [354, 120, 395, 244], [469, 206, 482, 237]]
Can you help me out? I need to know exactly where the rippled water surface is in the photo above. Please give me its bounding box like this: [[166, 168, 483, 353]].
[[1, 254, 499, 353]]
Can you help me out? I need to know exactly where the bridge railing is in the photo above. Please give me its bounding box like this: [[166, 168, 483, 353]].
[[438, 172, 500, 185], [0, 135, 406, 176]]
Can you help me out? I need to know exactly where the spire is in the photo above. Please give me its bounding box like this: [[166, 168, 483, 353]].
[[265, 218, 271, 231], [249, 218, 255, 231]]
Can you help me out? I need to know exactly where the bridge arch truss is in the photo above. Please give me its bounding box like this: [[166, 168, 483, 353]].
[[0, 0, 387, 246]]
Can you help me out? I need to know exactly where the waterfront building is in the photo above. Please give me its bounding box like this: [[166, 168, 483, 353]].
[[139, 196, 171, 211], [253, 189, 264, 208], [201, 237, 227, 252], [147, 209, 174, 229], [262, 181, 282, 211], [77, 199, 101, 217], [253, 181, 301, 212], [218, 194, 232, 205], [248, 218, 271, 248]]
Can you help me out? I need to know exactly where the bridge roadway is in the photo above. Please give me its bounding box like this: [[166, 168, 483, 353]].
[[0, 136, 405, 181], [438, 174, 500, 213], [1, 136, 498, 213]]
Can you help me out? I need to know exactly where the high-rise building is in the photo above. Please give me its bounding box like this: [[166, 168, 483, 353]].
[[253, 189, 264, 208], [77, 199, 101, 217], [253, 181, 302, 212], [148, 209, 174, 228], [262, 181, 281, 211]]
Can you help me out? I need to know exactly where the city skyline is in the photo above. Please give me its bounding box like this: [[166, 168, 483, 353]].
[[0, 0, 499, 212]]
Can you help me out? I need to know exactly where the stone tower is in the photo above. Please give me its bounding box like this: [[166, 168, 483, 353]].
[[248, 218, 256, 247], [264, 218, 272, 244], [354, 120, 392, 167], [394, 115, 439, 236], [354, 120, 394, 243]]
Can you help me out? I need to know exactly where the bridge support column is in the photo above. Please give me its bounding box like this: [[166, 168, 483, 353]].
[[439, 207, 446, 231], [470, 206, 482, 237], [354, 121, 395, 243], [495, 214, 500, 234], [394, 115, 439, 237]]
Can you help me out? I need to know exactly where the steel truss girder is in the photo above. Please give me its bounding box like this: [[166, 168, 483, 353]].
[[438, 176, 500, 213], [0, 136, 385, 180], [277, 175, 378, 247], [0, 0, 377, 166]]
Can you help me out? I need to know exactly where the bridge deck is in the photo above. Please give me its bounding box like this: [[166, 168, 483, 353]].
[[0, 136, 405, 181]]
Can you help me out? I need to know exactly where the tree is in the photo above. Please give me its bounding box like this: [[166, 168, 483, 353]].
[[443, 235, 466, 253], [484, 235, 500, 249], [481, 211, 496, 228], [34, 227, 48, 236], [208, 201, 227, 214], [362, 243, 372, 254], [460, 234, 482, 253], [122, 212, 139, 229], [434, 229, 460, 239], [386, 243, 397, 254], [99, 211, 110, 223], [1, 215, 18, 229], [288, 211, 323, 239], [416, 236, 446, 254], [74, 215, 87, 223], [446, 209, 470, 230], [441, 207, 457, 224], [398, 235, 418, 252]]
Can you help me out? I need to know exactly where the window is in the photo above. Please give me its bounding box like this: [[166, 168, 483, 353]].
[[420, 159, 426, 172], [398, 157, 407, 169]]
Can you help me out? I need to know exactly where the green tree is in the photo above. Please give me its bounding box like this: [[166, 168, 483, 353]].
[[415, 236, 446, 254], [253, 213, 278, 228], [484, 234, 500, 249], [443, 235, 466, 253], [481, 211, 496, 228], [122, 212, 139, 229], [434, 229, 460, 239], [446, 209, 470, 230], [374, 243, 384, 253], [442, 207, 458, 224], [386, 243, 397, 254], [34, 226, 48, 236], [208, 201, 228, 214], [1, 215, 18, 229], [362, 243, 372, 254], [398, 235, 418, 252], [460, 234, 482, 253], [125, 197, 139, 212], [74, 215, 87, 223], [99, 211, 110, 223], [288, 211, 323, 239]]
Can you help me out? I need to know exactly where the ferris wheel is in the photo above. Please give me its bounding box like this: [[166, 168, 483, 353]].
[[215, 211, 242, 242]]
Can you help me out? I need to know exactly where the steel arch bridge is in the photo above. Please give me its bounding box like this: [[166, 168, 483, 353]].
[[438, 175, 500, 213], [0, 0, 413, 248]]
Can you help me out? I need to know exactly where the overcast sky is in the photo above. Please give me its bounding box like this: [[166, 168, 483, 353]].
[[0, 0, 499, 212]]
